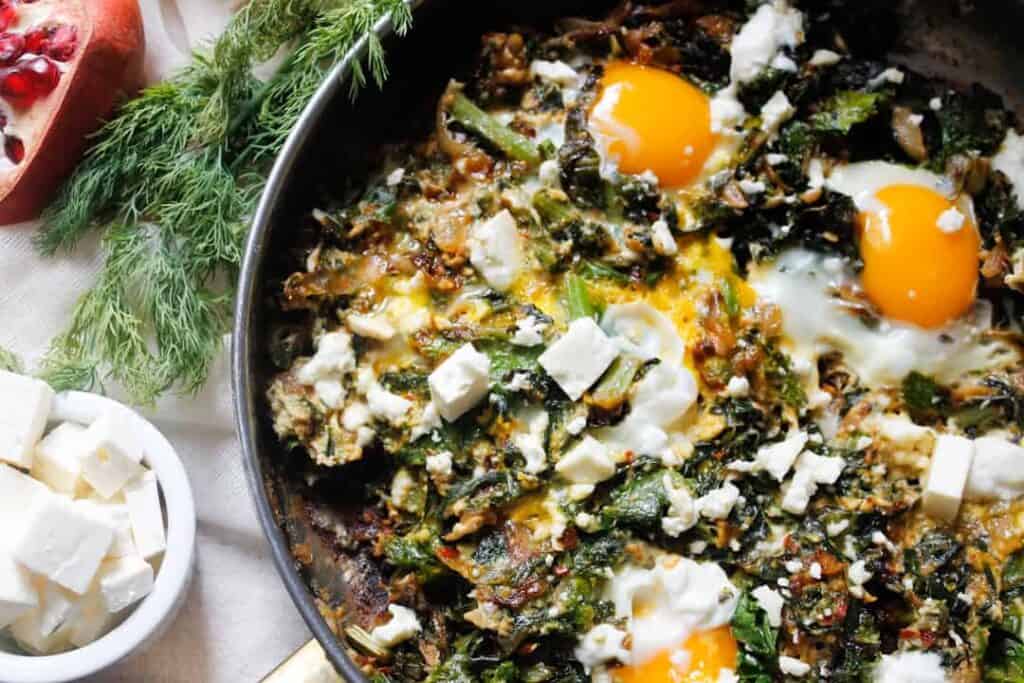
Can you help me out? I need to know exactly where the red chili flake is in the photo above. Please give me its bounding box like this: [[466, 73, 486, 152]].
[[437, 546, 458, 560]]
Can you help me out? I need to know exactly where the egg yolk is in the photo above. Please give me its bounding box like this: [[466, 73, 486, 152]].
[[858, 184, 980, 329], [612, 626, 738, 683], [590, 62, 714, 188]]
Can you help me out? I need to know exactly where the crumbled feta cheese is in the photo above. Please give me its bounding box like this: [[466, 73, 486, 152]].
[[0, 370, 54, 469], [964, 436, 1024, 501], [725, 376, 750, 398], [936, 207, 966, 233], [650, 219, 677, 256], [31, 422, 87, 496], [346, 313, 396, 341], [342, 402, 370, 431], [425, 450, 453, 478], [929, 97, 943, 111], [367, 384, 413, 425], [739, 179, 767, 195], [827, 519, 849, 537], [429, 343, 492, 421], [711, 86, 747, 134], [468, 209, 523, 291], [98, 556, 154, 613], [0, 552, 37, 629], [538, 159, 561, 187], [781, 450, 844, 514], [869, 67, 904, 88], [539, 318, 619, 400], [922, 434, 973, 522], [751, 585, 785, 627], [566, 415, 588, 436], [122, 470, 166, 560], [661, 474, 697, 537], [993, 129, 1024, 211], [730, 430, 807, 481], [390, 468, 419, 512], [530, 59, 580, 86], [370, 604, 422, 648], [872, 531, 898, 553], [297, 331, 356, 409], [13, 493, 114, 594], [779, 656, 811, 677], [874, 651, 947, 683], [386, 167, 405, 186], [809, 49, 841, 66], [771, 53, 797, 72], [556, 436, 615, 485], [729, 1, 805, 84], [765, 153, 789, 165], [575, 623, 630, 671], [809, 562, 822, 580], [513, 407, 550, 475], [696, 482, 740, 519], [760, 90, 795, 135], [785, 560, 803, 573], [511, 315, 548, 347], [77, 411, 146, 499], [410, 400, 442, 441]]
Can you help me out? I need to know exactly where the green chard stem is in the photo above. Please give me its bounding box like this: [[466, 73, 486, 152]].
[[449, 92, 542, 166]]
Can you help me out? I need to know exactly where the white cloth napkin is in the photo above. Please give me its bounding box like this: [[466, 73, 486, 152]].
[[0, 1, 312, 679]]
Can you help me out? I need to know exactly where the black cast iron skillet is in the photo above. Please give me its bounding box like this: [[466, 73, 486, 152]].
[[233, 1, 1024, 679]]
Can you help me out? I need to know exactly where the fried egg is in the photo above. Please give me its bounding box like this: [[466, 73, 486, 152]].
[[749, 249, 1017, 387], [576, 555, 740, 682], [825, 161, 981, 329], [589, 63, 717, 188]]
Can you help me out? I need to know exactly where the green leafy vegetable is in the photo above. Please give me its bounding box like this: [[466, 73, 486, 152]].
[[733, 591, 778, 683], [601, 469, 675, 530], [564, 274, 600, 321], [449, 93, 541, 165], [0, 345, 21, 373], [35, 0, 413, 403], [811, 91, 883, 133], [901, 372, 950, 423], [590, 356, 643, 410]]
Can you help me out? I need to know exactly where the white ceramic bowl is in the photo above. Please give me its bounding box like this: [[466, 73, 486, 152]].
[[0, 391, 197, 683]]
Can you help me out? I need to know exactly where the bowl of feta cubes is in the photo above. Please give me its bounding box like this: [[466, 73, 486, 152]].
[[0, 371, 196, 683]]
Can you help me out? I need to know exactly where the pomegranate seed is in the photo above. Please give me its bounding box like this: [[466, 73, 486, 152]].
[[0, 32, 22, 65], [0, 56, 59, 106], [24, 23, 78, 62], [5, 134, 23, 164], [0, 2, 16, 33]]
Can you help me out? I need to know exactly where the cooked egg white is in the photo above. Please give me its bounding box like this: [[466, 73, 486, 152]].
[[824, 161, 981, 328], [749, 249, 1017, 387], [576, 554, 740, 683]]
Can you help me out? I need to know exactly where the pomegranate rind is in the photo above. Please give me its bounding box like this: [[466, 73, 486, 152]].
[[0, 0, 144, 225]]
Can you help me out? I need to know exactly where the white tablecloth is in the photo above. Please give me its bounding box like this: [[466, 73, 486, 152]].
[[0, 1, 312, 679]]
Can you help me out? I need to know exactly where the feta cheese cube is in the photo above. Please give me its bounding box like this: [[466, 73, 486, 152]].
[[10, 580, 76, 654], [0, 552, 38, 628], [65, 589, 113, 648], [555, 436, 615, 485], [31, 422, 88, 495], [0, 463, 49, 549], [779, 656, 811, 677], [122, 470, 166, 560], [98, 556, 154, 613], [0, 370, 54, 468], [468, 210, 523, 291], [539, 318, 618, 400], [370, 604, 422, 648], [965, 436, 1024, 501], [922, 434, 973, 522], [80, 496, 137, 558], [428, 344, 491, 421], [77, 411, 146, 498], [12, 493, 114, 594]]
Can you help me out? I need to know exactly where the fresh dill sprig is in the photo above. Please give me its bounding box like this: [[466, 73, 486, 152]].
[[0, 344, 21, 373], [35, 0, 412, 404]]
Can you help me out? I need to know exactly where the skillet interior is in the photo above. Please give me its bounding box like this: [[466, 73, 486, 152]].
[[233, 1, 1024, 678]]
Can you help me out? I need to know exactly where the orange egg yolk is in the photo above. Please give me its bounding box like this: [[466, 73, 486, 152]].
[[612, 626, 739, 683], [858, 184, 980, 329], [589, 62, 714, 188]]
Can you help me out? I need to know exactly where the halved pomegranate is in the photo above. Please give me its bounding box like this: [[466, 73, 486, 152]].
[[0, 0, 143, 224]]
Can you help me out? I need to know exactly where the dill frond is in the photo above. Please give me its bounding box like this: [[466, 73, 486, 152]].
[[35, 0, 413, 405], [0, 344, 21, 373]]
